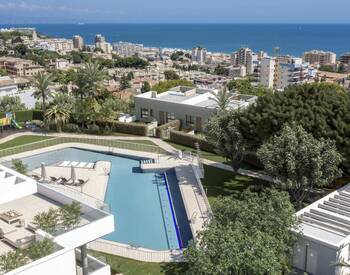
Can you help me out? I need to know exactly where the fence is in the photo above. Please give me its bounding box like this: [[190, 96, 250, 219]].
[[0, 136, 167, 159]]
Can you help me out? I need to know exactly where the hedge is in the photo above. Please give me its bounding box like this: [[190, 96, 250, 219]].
[[155, 120, 181, 139], [169, 130, 214, 152], [97, 120, 149, 136], [0, 110, 43, 122]]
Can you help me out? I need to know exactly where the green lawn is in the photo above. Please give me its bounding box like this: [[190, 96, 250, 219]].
[[90, 251, 187, 275], [202, 164, 269, 204], [118, 139, 158, 146], [0, 135, 53, 150]]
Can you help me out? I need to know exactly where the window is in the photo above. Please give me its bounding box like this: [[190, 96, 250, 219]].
[[150, 109, 153, 117], [166, 112, 175, 121], [186, 115, 195, 127], [140, 108, 149, 119]]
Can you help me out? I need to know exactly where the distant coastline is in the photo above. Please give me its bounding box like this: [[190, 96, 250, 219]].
[[1, 23, 350, 56]]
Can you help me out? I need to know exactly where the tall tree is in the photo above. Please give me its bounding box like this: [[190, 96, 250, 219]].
[[32, 72, 53, 128], [0, 96, 26, 112], [205, 111, 246, 174], [46, 93, 72, 132], [185, 189, 298, 275], [257, 123, 342, 208], [210, 87, 232, 111], [141, 81, 151, 93], [164, 70, 180, 80]]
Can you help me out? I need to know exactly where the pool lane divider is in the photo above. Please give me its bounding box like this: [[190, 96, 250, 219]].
[[163, 172, 184, 249]]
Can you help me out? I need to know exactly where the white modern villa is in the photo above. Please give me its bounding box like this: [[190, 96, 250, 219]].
[[0, 164, 114, 275], [293, 183, 350, 275], [134, 86, 257, 131]]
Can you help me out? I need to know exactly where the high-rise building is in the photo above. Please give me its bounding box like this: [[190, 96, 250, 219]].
[[191, 46, 207, 64], [113, 42, 144, 57], [340, 53, 350, 65], [302, 50, 336, 65], [231, 48, 257, 75], [260, 56, 310, 91], [95, 34, 106, 44], [72, 35, 84, 50]]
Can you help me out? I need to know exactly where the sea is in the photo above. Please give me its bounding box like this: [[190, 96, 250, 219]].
[[1, 24, 350, 56]]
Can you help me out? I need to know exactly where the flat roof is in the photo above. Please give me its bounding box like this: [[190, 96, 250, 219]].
[[296, 183, 350, 248]]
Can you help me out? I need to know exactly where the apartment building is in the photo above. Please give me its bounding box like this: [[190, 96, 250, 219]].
[[34, 39, 74, 54], [0, 57, 44, 77], [231, 48, 258, 75], [134, 86, 256, 131], [0, 76, 18, 96], [0, 165, 114, 275], [260, 56, 311, 90], [113, 42, 144, 57], [191, 47, 207, 64], [340, 53, 350, 65], [228, 65, 247, 78], [303, 50, 336, 65], [73, 35, 84, 50]]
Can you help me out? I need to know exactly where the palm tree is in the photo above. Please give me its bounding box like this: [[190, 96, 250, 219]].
[[46, 94, 72, 132], [210, 86, 232, 111], [32, 72, 53, 128], [73, 62, 106, 99]]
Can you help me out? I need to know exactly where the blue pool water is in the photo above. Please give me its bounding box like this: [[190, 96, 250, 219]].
[[10, 147, 192, 250]]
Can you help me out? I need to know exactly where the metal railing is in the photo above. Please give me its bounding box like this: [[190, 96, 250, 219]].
[[0, 136, 167, 160]]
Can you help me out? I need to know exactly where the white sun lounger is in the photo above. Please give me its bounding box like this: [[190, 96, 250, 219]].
[[70, 162, 79, 167], [59, 161, 71, 167], [3, 228, 35, 249], [85, 163, 95, 169], [77, 162, 87, 168]]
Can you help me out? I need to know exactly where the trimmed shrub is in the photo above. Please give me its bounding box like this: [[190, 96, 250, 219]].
[[63, 123, 80, 133], [97, 120, 149, 136], [155, 120, 181, 139], [84, 124, 100, 135], [169, 130, 214, 152]]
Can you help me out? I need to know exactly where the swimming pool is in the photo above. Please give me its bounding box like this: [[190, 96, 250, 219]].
[[8, 147, 192, 250]]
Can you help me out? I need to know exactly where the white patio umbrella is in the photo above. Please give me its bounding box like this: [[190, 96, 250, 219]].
[[71, 165, 76, 183], [40, 163, 47, 181]]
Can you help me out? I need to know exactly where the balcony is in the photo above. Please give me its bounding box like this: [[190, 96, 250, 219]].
[[76, 250, 110, 275]]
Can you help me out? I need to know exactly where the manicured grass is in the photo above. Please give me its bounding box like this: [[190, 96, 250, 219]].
[[0, 135, 53, 150], [90, 251, 188, 275], [202, 164, 269, 203]]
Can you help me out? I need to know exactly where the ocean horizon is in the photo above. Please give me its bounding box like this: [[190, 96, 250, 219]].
[[1, 23, 350, 56]]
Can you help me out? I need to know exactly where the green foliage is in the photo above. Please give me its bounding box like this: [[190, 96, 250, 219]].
[[114, 56, 149, 69], [25, 238, 55, 261], [152, 80, 194, 93], [210, 87, 232, 111], [141, 81, 151, 93], [319, 64, 335, 72], [0, 31, 22, 41], [233, 83, 350, 161], [257, 123, 342, 207], [170, 51, 184, 61], [205, 111, 246, 173], [14, 44, 28, 56], [120, 74, 131, 90], [69, 51, 91, 64], [227, 79, 272, 96], [213, 65, 229, 76], [11, 159, 28, 175], [0, 250, 27, 273], [0, 69, 7, 76], [164, 70, 180, 80], [59, 201, 81, 229], [33, 208, 60, 234], [185, 189, 298, 275], [0, 96, 26, 112], [46, 93, 72, 132]]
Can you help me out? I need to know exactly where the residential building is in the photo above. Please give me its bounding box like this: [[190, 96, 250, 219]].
[[0, 57, 44, 77], [0, 76, 18, 96], [231, 48, 257, 75], [259, 56, 311, 90], [113, 42, 144, 57], [0, 164, 114, 275], [228, 65, 247, 78], [73, 35, 84, 50], [293, 183, 350, 275], [340, 53, 350, 65], [54, 59, 70, 70], [95, 34, 106, 44], [34, 39, 74, 54], [302, 50, 336, 65], [134, 86, 256, 131], [191, 47, 207, 64], [95, 42, 112, 54]]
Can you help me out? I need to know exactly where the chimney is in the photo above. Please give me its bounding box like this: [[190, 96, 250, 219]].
[[151, 91, 157, 98]]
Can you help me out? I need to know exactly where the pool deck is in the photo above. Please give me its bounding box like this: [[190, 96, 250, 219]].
[[0, 138, 212, 262]]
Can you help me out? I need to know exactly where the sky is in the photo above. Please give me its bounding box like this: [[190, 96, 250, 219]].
[[0, 0, 350, 24]]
